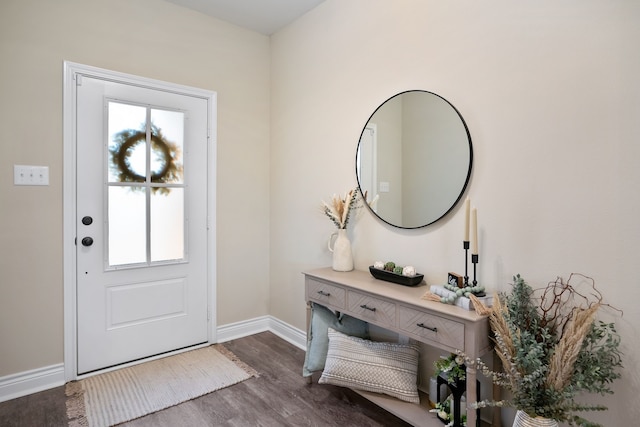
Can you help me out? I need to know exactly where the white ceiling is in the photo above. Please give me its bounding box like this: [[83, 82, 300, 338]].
[[163, 0, 325, 35]]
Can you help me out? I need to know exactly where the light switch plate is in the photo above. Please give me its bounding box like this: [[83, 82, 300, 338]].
[[14, 165, 49, 186]]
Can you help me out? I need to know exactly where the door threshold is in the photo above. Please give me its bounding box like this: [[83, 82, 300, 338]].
[[76, 341, 209, 380]]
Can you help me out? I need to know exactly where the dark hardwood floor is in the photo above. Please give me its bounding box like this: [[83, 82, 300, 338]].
[[0, 331, 412, 426]]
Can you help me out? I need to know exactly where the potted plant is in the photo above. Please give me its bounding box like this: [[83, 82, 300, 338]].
[[467, 274, 623, 427]]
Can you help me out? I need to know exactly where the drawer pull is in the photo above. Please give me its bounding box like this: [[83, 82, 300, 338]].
[[317, 290, 331, 297], [360, 304, 377, 312], [417, 322, 437, 332]]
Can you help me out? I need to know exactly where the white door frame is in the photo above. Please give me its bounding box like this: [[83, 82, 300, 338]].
[[62, 61, 217, 381], [357, 123, 378, 211]]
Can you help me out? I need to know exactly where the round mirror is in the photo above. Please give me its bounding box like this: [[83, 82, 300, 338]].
[[356, 90, 473, 229]]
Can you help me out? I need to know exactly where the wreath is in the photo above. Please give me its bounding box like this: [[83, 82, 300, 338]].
[[109, 124, 182, 195]]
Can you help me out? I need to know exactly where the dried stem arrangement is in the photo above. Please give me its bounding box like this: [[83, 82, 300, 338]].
[[466, 274, 623, 427], [321, 188, 361, 229]]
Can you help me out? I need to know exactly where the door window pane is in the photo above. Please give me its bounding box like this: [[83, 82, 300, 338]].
[[151, 188, 184, 262], [150, 109, 184, 184], [106, 101, 186, 268], [108, 103, 147, 183], [108, 186, 146, 266]]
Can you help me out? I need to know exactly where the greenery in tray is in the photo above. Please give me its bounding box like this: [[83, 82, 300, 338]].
[[462, 274, 623, 427]]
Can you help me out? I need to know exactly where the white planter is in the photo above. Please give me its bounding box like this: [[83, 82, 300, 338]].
[[328, 229, 353, 271], [512, 410, 559, 427]]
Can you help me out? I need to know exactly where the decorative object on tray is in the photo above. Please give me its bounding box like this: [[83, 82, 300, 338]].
[[322, 188, 361, 271], [369, 261, 424, 286], [461, 274, 623, 427]]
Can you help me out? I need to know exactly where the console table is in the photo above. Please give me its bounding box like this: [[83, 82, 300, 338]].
[[304, 267, 498, 427]]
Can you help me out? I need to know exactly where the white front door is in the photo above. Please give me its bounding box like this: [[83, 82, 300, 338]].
[[75, 73, 211, 374]]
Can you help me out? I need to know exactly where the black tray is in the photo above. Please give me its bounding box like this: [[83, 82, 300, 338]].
[[369, 266, 424, 287]]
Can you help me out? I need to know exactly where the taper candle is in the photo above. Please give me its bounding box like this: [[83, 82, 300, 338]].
[[464, 197, 470, 241], [471, 207, 478, 255]]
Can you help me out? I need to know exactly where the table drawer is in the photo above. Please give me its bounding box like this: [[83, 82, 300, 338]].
[[347, 291, 396, 328], [306, 278, 346, 310], [398, 305, 464, 350]]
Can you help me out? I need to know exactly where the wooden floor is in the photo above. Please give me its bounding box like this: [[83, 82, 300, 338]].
[[0, 331, 412, 426]]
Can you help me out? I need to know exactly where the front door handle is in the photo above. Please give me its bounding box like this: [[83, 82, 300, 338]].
[[81, 237, 94, 247]]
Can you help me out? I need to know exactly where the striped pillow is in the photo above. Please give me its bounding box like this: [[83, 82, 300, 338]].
[[318, 328, 420, 403]]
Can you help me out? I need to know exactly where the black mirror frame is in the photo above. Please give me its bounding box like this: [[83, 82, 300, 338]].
[[356, 90, 473, 229]]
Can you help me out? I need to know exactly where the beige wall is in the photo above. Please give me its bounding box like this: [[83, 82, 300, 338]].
[[0, 0, 271, 376], [270, 1, 640, 425], [2, 0, 640, 424]]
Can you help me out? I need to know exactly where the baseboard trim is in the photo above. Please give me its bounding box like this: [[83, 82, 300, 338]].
[[0, 364, 65, 403], [262, 316, 307, 350], [216, 315, 306, 350], [0, 316, 306, 403]]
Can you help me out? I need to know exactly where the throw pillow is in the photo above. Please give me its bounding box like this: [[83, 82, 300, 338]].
[[318, 328, 420, 404], [302, 302, 369, 377]]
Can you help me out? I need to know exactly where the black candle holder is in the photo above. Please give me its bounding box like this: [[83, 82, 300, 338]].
[[472, 254, 479, 286], [463, 241, 469, 287]]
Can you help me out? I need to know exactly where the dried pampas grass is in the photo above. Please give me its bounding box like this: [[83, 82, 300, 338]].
[[321, 189, 359, 229], [488, 294, 518, 389], [546, 303, 600, 391], [469, 294, 492, 316]]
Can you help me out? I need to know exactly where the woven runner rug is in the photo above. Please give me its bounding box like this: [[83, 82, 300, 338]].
[[65, 344, 258, 427]]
